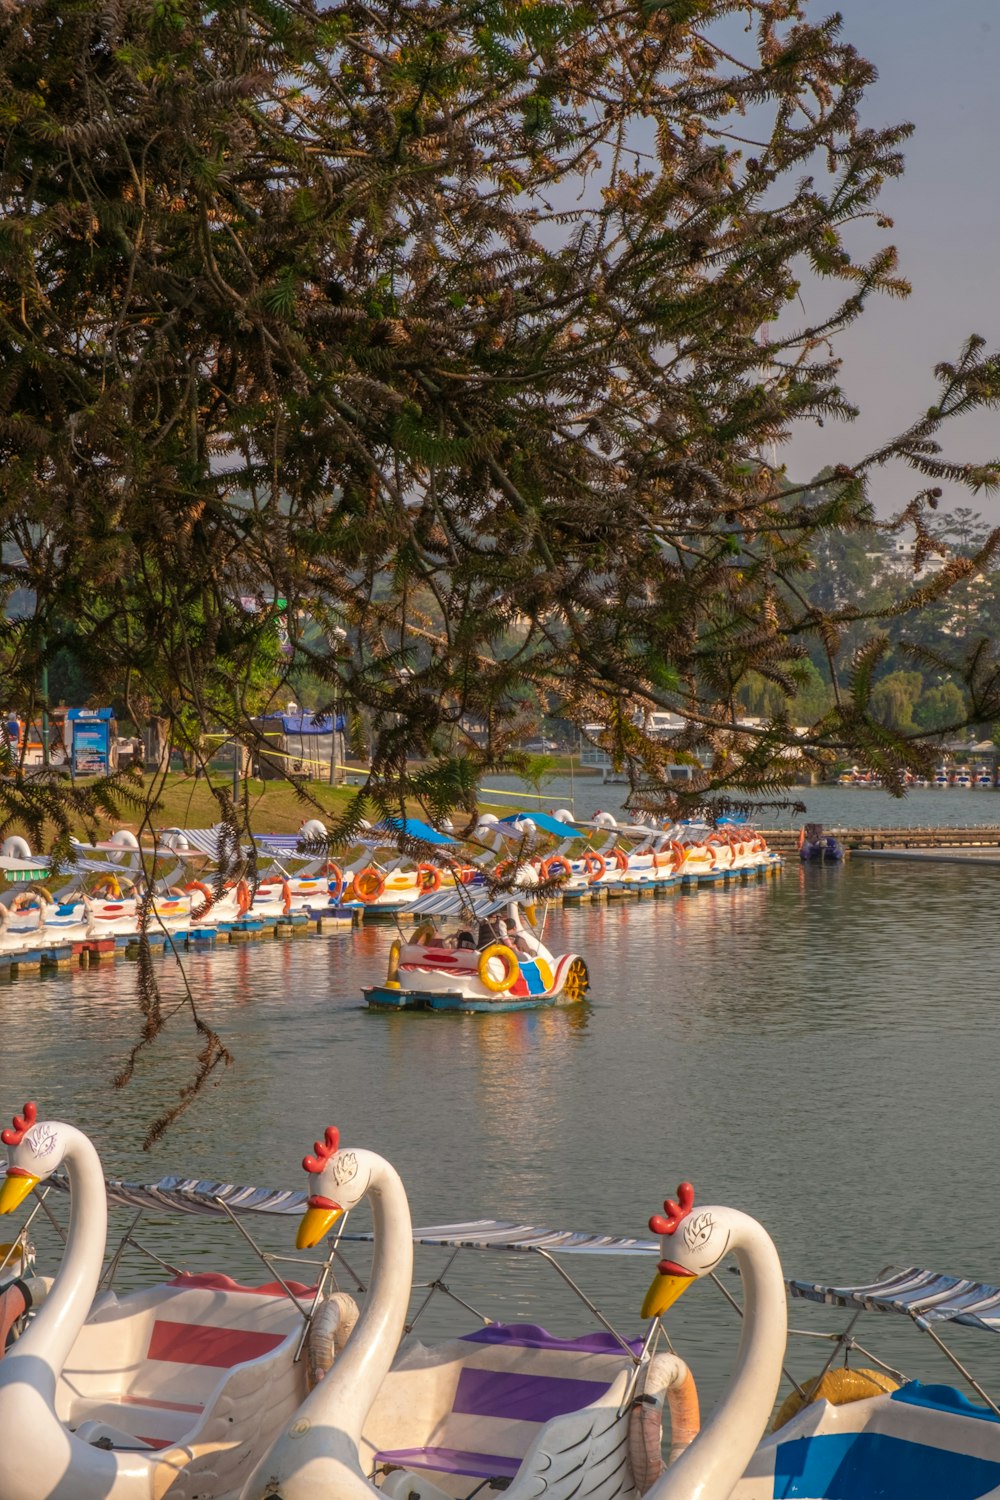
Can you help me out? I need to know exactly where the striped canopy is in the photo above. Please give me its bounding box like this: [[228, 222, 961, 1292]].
[[787, 1266, 1000, 1333], [409, 890, 531, 918], [45, 1176, 658, 1255]]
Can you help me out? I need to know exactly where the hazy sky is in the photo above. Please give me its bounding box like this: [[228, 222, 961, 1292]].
[[785, 0, 1000, 517]]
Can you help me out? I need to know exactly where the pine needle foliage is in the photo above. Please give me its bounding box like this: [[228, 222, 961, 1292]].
[[3, 0, 1000, 1129]]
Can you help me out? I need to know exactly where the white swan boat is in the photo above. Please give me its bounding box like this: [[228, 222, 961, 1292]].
[[0, 1102, 310, 1499], [241, 1126, 692, 1500], [8, 1116, 1000, 1500]]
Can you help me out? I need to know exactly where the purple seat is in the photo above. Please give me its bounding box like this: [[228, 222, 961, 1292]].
[[373, 1324, 638, 1482]]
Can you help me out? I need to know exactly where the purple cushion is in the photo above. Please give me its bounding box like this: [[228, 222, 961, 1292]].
[[461, 1323, 644, 1357], [453, 1367, 609, 1422], [375, 1447, 522, 1480]]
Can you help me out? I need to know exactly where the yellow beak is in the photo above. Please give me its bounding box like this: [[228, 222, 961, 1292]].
[[296, 1203, 343, 1250], [0, 1171, 40, 1216], [641, 1269, 695, 1320]]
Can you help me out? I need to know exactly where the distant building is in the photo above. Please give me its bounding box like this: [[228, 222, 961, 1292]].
[[865, 537, 948, 584]]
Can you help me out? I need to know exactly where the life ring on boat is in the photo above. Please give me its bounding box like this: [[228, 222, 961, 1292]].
[[10, 891, 40, 912], [797, 827, 806, 850], [491, 858, 515, 881], [91, 875, 122, 900], [582, 850, 606, 883], [707, 835, 731, 866], [670, 841, 688, 871], [184, 880, 214, 914], [235, 879, 252, 917], [305, 1291, 360, 1390], [354, 867, 386, 903], [628, 1353, 701, 1491], [325, 863, 345, 903], [385, 938, 402, 987], [478, 943, 520, 994], [542, 855, 572, 881], [771, 1366, 898, 1432], [417, 863, 442, 894], [610, 847, 629, 873], [280, 878, 293, 915]]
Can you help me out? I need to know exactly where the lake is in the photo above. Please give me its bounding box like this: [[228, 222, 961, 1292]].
[[2, 855, 999, 1413], [480, 774, 1000, 831]]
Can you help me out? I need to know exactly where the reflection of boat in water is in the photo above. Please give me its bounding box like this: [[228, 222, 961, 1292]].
[[363, 894, 588, 1012]]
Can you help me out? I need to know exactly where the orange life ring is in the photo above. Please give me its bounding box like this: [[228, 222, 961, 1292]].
[[707, 835, 731, 867], [582, 850, 606, 883], [185, 880, 214, 915], [542, 854, 573, 881], [235, 879, 252, 917], [325, 863, 345, 903], [355, 867, 386, 903], [417, 863, 442, 894], [491, 859, 515, 881], [280, 878, 293, 915], [611, 848, 629, 873], [670, 841, 688, 871]]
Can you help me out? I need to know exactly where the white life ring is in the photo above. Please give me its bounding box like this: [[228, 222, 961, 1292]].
[[628, 1352, 700, 1491], [305, 1291, 360, 1389]]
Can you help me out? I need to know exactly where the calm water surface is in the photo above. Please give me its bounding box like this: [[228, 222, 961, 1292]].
[[2, 859, 998, 1408], [482, 774, 1000, 830]]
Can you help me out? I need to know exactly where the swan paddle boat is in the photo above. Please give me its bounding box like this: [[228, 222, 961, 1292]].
[[0, 1101, 311, 1500], [639, 1184, 1000, 1500], [241, 1124, 696, 1500], [363, 893, 589, 1012]]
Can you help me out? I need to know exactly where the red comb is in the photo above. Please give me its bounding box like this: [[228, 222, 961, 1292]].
[[303, 1126, 340, 1175], [649, 1182, 695, 1236], [2, 1102, 38, 1147]]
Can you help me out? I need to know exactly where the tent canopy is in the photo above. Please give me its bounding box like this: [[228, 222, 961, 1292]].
[[499, 812, 577, 838], [374, 817, 455, 847]]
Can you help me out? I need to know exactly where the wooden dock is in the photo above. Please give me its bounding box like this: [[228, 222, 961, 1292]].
[[761, 826, 1000, 855]]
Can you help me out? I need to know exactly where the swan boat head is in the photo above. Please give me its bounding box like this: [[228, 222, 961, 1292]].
[[0, 1102, 65, 1215], [296, 1126, 379, 1248], [641, 1181, 737, 1318]]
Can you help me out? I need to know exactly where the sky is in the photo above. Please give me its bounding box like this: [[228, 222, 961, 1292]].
[[784, 0, 1000, 518]]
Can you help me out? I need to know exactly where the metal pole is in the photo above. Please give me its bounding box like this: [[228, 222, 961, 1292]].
[[40, 652, 49, 771]]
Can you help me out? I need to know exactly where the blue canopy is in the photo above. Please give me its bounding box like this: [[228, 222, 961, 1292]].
[[499, 811, 576, 838], [375, 817, 455, 847], [260, 712, 346, 734]]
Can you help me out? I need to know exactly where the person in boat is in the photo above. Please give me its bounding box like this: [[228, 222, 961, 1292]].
[[477, 917, 501, 947], [502, 916, 534, 957], [456, 929, 475, 950]]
